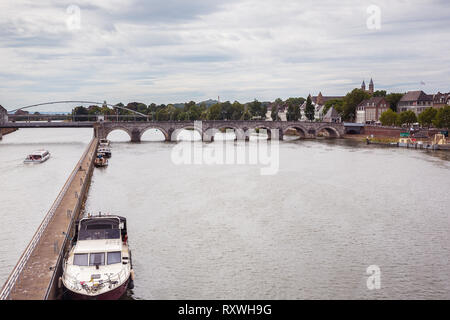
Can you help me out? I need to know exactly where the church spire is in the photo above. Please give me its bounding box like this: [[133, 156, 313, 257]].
[[369, 78, 374, 94], [361, 80, 366, 91]]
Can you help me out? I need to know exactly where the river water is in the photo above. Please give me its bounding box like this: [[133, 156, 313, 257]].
[[1, 128, 449, 299]]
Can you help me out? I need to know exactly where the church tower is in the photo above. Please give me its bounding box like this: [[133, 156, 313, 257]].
[[317, 92, 324, 106], [361, 80, 366, 91], [369, 78, 374, 94]]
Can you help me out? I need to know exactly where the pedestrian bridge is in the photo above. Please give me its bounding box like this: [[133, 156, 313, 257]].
[[94, 120, 345, 142]]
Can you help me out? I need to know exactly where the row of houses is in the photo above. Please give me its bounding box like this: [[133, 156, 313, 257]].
[[266, 79, 450, 124], [357, 90, 449, 124]]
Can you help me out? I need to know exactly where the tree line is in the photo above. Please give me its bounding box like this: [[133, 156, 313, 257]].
[[72, 100, 269, 121], [379, 105, 450, 128]]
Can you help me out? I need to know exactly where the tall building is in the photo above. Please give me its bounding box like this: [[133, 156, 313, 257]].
[[398, 91, 433, 115], [361, 79, 374, 94], [356, 97, 389, 124], [369, 78, 374, 94]]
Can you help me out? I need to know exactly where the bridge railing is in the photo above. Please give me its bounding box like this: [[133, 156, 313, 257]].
[[0, 138, 97, 300]]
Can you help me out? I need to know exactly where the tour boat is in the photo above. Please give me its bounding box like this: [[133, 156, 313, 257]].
[[62, 214, 134, 300], [99, 139, 111, 147], [97, 146, 111, 158], [94, 155, 108, 168], [23, 150, 50, 164]]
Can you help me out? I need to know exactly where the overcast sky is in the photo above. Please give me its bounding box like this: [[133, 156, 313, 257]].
[[1, 0, 449, 111]]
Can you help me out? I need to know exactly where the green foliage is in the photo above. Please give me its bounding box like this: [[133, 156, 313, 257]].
[[231, 101, 244, 120], [373, 90, 387, 97], [342, 89, 370, 121], [385, 93, 404, 112], [271, 105, 279, 121], [207, 103, 222, 120], [418, 107, 438, 127], [398, 110, 417, 126], [286, 103, 301, 121], [72, 106, 89, 121], [304, 96, 315, 121], [248, 99, 267, 119], [241, 109, 251, 120], [379, 109, 399, 126], [285, 97, 303, 121], [322, 99, 344, 117], [433, 105, 450, 128]]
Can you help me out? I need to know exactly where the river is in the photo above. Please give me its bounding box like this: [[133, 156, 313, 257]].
[[1, 128, 450, 299]]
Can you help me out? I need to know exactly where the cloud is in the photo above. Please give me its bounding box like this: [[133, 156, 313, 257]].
[[0, 0, 449, 110]]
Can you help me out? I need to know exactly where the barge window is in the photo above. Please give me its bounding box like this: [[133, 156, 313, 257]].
[[73, 253, 89, 266], [107, 251, 121, 265], [89, 253, 105, 266]]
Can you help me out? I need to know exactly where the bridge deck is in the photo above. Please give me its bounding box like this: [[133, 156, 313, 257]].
[[3, 139, 97, 300], [0, 122, 94, 128]]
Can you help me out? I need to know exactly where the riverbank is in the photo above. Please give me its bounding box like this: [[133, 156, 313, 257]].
[[0, 128, 17, 139]]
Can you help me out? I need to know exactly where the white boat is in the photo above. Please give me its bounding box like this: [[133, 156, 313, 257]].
[[97, 146, 111, 158], [23, 150, 50, 164], [99, 139, 110, 147], [62, 215, 134, 300]]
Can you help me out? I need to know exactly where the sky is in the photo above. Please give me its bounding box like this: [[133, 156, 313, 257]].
[[0, 0, 449, 111]]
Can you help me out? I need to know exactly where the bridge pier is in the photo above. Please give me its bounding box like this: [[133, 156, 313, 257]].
[[131, 129, 141, 143]]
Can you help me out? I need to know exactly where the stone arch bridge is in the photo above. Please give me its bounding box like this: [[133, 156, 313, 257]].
[[94, 120, 344, 142]]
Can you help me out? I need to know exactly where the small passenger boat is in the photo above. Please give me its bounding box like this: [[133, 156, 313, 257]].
[[62, 214, 134, 300], [23, 150, 50, 164]]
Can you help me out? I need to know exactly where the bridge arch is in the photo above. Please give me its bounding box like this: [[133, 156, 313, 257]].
[[283, 126, 307, 139], [105, 127, 133, 141], [247, 125, 273, 140], [171, 126, 203, 141], [139, 126, 169, 141], [204, 125, 247, 141], [316, 126, 340, 138]]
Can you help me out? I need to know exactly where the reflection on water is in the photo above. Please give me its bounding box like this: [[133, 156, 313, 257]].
[[1, 129, 449, 299]]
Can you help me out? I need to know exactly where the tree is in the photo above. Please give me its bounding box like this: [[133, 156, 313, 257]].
[[304, 95, 315, 121], [342, 89, 370, 121], [373, 90, 387, 97], [241, 109, 251, 120], [127, 102, 148, 115], [433, 105, 450, 128], [398, 110, 417, 126], [271, 105, 279, 121], [322, 99, 344, 117], [207, 103, 222, 120], [231, 101, 244, 120], [72, 106, 89, 121], [248, 99, 266, 118], [379, 109, 399, 126], [418, 107, 438, 127], [386, 93, 404, 112], [285, 98, 302, 121]]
